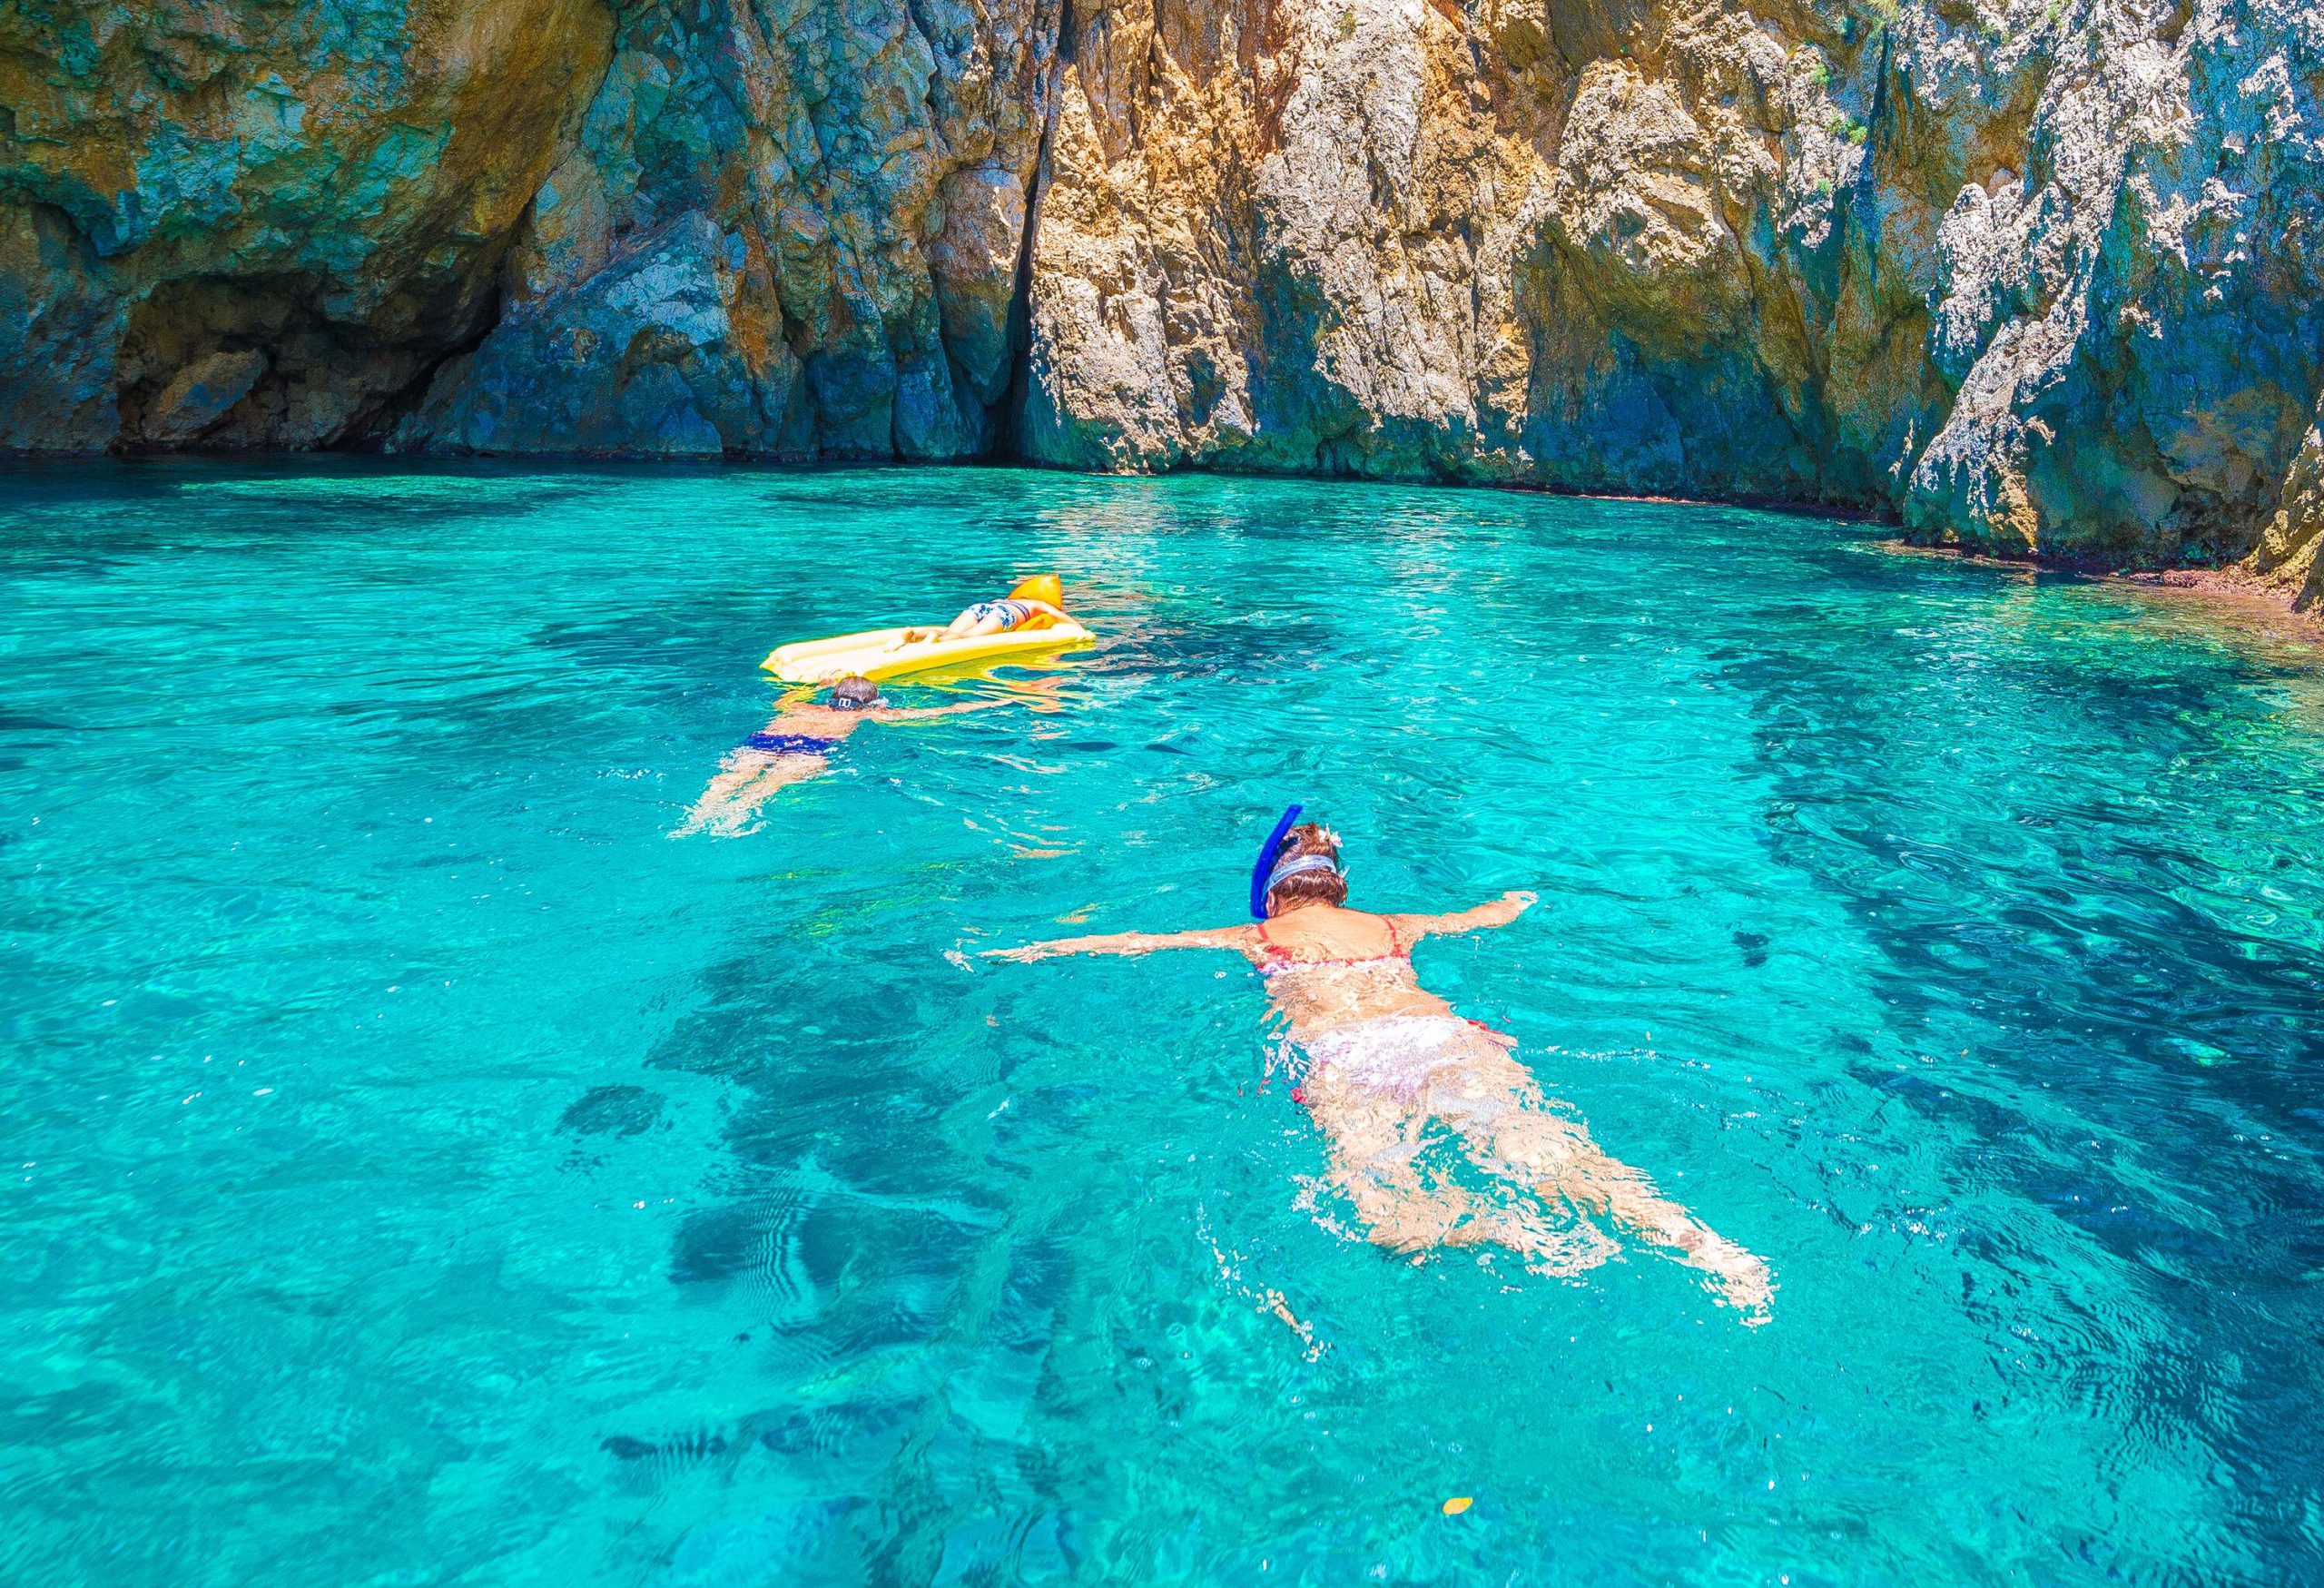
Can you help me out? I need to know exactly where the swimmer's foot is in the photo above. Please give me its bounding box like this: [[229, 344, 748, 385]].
[[671, 809, 761, 839], [1702, 1242, 1773, 1322], [1655, 1218, 1771, 1319]]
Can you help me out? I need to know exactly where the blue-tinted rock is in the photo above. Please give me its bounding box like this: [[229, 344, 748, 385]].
[[397, 212, 806, 459], [143, 350, 268, 442]]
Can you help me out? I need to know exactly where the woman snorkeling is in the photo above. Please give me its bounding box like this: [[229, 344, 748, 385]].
[[987, 815, 1772, 1317], [674, 674, 1026, 837]]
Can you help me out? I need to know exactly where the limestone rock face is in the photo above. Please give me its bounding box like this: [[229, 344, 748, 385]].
[[2, 0, 2320, 571], [2241, 399, 2324, 607], [1027, 0, 2324, 565], [397, 0, 1064, 460], [0, 0, 616, 449], [395, 213, 806, 459], [0, 0, 1060, 459], [143, 349, 269, 443]]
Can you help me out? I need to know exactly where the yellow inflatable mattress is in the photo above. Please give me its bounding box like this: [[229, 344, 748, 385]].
[[763, 615, 1096, 684]]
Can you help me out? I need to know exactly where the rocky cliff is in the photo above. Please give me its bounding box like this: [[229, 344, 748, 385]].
[[3, 0, 2319, 589]]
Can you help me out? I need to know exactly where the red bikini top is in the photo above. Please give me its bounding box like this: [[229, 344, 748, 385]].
[[1253, 915, 1412, 976]]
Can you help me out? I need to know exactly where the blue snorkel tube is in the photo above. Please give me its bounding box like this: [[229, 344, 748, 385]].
[[1249, 804, 1303, 919]]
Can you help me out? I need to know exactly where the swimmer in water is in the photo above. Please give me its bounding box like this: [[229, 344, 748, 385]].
[[674, 674, 1024, 837], [893, 574, 1071, 646], [986, 819, 1772, 1317]]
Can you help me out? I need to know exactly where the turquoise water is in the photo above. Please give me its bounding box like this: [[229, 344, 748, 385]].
[[5, 462, 2323, 1587]]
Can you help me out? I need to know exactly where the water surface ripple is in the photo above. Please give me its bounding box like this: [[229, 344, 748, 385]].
[[4, 462, 2321, 1586]]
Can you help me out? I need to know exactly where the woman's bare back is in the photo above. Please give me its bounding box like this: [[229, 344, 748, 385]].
[[764, 702, 870, 741], [1239, 905, 1457, 1036]]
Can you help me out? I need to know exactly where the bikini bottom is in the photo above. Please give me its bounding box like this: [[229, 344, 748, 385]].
[[1294, 1015, 1512, 1105], [744, 732, 837, 755]]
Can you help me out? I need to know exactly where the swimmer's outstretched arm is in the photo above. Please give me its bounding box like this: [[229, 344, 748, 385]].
[[983, 926, 1256, 962], [871, 699, 1014, 724], [875, 678, 1063, 724], [1390, 890, 1537, 941]]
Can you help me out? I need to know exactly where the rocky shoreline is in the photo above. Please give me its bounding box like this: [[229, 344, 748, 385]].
[[3, 0, 2319, 588], [1879, 536, 2324, 635]]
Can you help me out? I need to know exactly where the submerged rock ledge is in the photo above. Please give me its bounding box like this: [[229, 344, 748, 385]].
[[3, 0, 2319, 596]]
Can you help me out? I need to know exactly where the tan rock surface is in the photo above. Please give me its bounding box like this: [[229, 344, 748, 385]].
[[2, 0, 2319, 575], [2240, 399, 2324, 608], [0, 0, 615, 447], [1024, 0, 2323, 567]]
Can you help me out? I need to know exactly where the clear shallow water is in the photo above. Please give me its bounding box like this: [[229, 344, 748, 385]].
[[5, 461, 2323, 1587]]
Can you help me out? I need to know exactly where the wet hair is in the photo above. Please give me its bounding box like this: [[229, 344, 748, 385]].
[[829, 676, 880, 710], [1265, 822, 1347, 914]]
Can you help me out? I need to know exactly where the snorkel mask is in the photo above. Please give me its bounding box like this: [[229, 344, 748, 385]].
[[1249, 804, 1344, 918]]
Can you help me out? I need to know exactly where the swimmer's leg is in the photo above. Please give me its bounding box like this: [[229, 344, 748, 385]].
[[671, 751, 827, 837], [711, 754, 827, 832], [1504, 1117, 1770, 1317], [1300, 1070, 1490, 1257], [1428, 1042, 1772, 1317]]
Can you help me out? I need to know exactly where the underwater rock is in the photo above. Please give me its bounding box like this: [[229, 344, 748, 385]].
[[1, 0, 2320, 575], [557, 1084, 667, 1139]]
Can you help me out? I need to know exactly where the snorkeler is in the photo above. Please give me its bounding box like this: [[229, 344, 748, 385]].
[[986, 814, 1773, 1317], [673, 674, 1021, 837]]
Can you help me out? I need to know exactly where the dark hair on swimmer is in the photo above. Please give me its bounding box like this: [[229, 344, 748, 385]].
[[1265, 822, 1347, 913], [829, 676, 880, 710]]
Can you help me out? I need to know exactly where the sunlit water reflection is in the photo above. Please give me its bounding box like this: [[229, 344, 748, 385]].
[[5, 461, 2321, 1585]]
